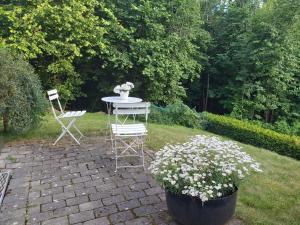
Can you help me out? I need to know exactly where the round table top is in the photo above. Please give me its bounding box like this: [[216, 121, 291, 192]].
[[101, 96, 142, 104]]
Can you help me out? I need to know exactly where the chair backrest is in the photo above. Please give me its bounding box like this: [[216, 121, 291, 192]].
[[113, 102, 151, 124], [47, 89, 64, 118]]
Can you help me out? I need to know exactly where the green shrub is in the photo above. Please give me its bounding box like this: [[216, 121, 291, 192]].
[[149, 102, 208, 129], [245, 118, 300, 136], [205, 113, 300, 160], [0, 49, 48, 132]]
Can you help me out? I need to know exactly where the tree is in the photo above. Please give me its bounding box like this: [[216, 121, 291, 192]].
[[1, 0, 115, 102], [0, 48, 48, 132]]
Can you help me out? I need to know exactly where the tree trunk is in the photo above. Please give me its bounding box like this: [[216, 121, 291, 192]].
[[3, 108, 9, 132], [265, 110, 269, 123], [204, 73, 210, 112], [270, 110, 274, 123]]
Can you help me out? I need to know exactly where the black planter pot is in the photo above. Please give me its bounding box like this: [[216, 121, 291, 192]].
[[166, 190, 237, 225]]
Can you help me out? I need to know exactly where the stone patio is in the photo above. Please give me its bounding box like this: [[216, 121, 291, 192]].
[[0, 136, 242, 225]]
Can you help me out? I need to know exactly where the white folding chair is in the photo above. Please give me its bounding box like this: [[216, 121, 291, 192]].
[[0, 171, 10, 207], [47, 89, 86, 145], [111, 102, 150, 171]]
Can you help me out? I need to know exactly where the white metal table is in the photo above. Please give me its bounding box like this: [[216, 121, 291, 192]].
[[101, 96, 143, 145], [101, 96, 142, 114]]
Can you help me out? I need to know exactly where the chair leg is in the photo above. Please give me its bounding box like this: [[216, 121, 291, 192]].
[[73, 124, 84, 138], [54, 118, 80, 145], [114, 137, 118, 172], [112, 136, 146, 170], [141, 137, 145, 170], [54, 127, 68, 145]]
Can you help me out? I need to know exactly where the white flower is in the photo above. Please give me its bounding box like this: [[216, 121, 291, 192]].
[[113, 82, 134, 94], [149, 135, 262, 202], [113, 85, 121, 94]]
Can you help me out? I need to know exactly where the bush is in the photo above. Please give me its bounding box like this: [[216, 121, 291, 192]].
[[0, 49, 48, 132], [205, 113, 300, 160], [149, 102, 208, 129]]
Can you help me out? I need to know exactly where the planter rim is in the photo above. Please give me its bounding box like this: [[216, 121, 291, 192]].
[[165, 188, 238, 202]]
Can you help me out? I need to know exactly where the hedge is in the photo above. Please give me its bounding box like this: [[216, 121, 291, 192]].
[[205, 113, 300, 160]]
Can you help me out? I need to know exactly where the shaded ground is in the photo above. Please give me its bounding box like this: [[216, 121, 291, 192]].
[[0, 136, 242, 225]]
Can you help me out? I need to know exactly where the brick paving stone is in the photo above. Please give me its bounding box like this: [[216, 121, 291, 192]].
[[139, 195, 161, 205], [94, 205, 118, 218], [129, 182, 150, 191], [28, 205, 40, 215], [0, 217, 26, 225], [109, 211, 134, 224], [89, 191, 111, 201], [62, 172, 80, 180], [79, 200, 103, 211], [67, 196, 89, 206], [53, 191, 75, 201], [133, 205, 158, 217], [83, 217, 110, 225], [124, 190, 145, 200], [41, 186, 63, 196], [42, 216, 68, 225], [102, 194, 125, 206], [89, 181, 116, 190], [29, 211, 54, 224], [117, 199, 140, 211], [112, 186, 130, 195], [29, 195, 52, 205], [116, 178, 135, 187], [1, 200, 27, 210], [41, 200, 66, 212], [53, 206, 79, 217], [31, 183, 51, 191], [0, 207, 26, 221], [125, 217, 152, 225], [69, 210, 95, 224], [133, 174, 149, 183], [145, 186, 164, 196], [29, 191, 41, 199], [150, 211, 174, 224], [64, 183, 85, 192], [75, 187, 97, 196], [73, 176, 91, 184], [52, 180, 71, 188], [80, 169, 99, 176]]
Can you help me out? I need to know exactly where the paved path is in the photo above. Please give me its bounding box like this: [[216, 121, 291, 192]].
[[0, 136, 242, 225]]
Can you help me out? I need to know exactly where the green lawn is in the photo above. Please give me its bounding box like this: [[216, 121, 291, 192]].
[[1, 112, 300, 225]]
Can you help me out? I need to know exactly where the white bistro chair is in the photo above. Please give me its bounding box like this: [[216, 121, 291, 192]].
[[47, 89, 86, 145], [111, 102, 150, 171]]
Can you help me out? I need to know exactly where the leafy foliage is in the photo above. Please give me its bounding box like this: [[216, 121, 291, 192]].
[[149, 102, 207, 129], [0, 0, 209, 107], [0, 48, 48, 132], [0, 0, 299, 133], [205, 113, 300, 160]]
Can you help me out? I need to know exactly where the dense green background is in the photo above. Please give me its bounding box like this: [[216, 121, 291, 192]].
[[1, 0, 299, 132]]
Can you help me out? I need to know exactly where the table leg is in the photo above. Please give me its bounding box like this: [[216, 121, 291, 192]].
[[105, 102, 114, 152]]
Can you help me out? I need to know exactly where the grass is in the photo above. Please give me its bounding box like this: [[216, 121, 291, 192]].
[[1, 112, 300, 225]]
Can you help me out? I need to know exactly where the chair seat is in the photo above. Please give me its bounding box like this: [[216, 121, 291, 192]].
[[58, 111, 86, 118], [111, 123, 147, 136]]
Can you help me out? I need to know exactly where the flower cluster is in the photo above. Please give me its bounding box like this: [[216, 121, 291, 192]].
[[113, 82, 134, 94], [149, 135, 262, 202]]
